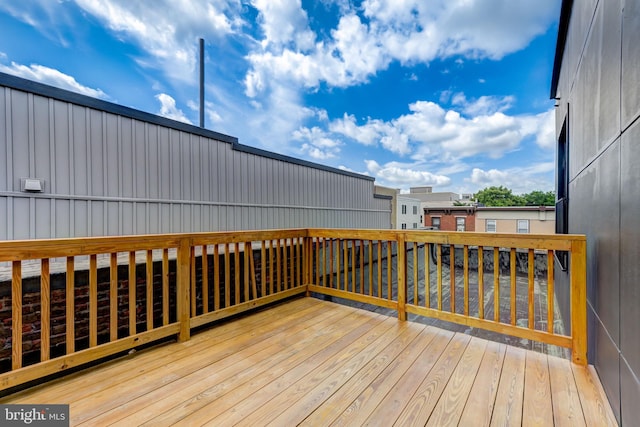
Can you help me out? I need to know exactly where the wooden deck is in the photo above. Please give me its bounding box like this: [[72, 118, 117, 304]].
[[1, 297, 616, 426]]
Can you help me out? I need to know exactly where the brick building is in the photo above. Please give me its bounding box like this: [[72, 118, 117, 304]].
[[423, 206, 476, 231]]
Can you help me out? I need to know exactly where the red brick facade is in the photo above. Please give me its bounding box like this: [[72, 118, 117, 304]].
[[424, 207, 476, 232]]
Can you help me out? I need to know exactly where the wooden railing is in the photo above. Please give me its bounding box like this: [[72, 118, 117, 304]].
[[0, 228, 586, 392], [306, 229, 587, 366], [0, 230, 308, 391]]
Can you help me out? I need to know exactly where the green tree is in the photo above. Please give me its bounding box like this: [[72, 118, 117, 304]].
[[474, 186, 556, 207], [522, 190, 555, 206], [474, 186, 524, 206]]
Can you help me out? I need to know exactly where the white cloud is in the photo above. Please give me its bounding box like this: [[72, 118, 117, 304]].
[[250, 0, 315, 50], [365, 160, 451, 188], [73, 0, 243, 82], [467, 163, 555, 193], [293, 126, 341, 160], [244, 1, 558, 98], [533, 109, 555, 149], [330, 100, 553, 161], [451, 93, 515, 116], [0, 62, 108, 98], [155, 93, 192, 124]]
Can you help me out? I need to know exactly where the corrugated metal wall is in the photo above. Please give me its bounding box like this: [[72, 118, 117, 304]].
[[0, 74, 391, 239]]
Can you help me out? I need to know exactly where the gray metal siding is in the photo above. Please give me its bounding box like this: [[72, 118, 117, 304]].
[[0, 79, 390, 239]]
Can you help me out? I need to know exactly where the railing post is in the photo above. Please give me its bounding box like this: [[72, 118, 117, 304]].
[[397, 234, 407, 321], [571, 238, 587, 365], [176, 237, 191, 343]]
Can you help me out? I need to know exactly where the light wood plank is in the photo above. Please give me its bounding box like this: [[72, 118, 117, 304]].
[[491, 345, 526, 427], [548, 355, 586, 426], [523, 350, 553, 426], [2, 298, 320, 404], [269, 322, 427, 426], [192, 317, 399, 427], [110, 253, 119, 339], [326, 328, 454, 427], [459, 341, 506, 427], [426, 337, 488, 426], [89, 254, 98, 347], [303, 326, 441, 426], [571, 364, 618, 426], [383, 333, 471, 426], [80, 303, 366, 426]]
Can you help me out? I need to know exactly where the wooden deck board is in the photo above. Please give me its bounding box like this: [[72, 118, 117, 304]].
[[0, 297, 618, 426]]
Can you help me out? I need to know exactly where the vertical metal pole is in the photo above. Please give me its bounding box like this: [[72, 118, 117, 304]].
[[199, 38, 205, 128]]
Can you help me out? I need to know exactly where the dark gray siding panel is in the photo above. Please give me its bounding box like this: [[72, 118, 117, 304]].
[[622, 0, 640, 129], [620, 119, 640, 378], [553, 0, 640, 422]]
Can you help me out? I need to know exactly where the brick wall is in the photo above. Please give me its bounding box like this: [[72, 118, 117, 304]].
[[425, 212, 476, 231]]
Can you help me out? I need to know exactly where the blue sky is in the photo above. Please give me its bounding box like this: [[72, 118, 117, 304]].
[[0, 0, 561, 195]]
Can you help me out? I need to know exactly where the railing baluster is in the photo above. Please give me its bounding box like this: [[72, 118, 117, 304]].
[[244, 242, 250, 300], [202, 245, 209, 313], [528, 248, 535, 329], [90, 254, 98, 347], [268, 240, 273, 295], [162, 249, 169, 325], [510, 248, 516, 326], [177, 238, 190, 342], [296, 237, 301, 287], [377, 241, 382, 298], [329, 239, 334, 289], [190, 247, 196, 315], [368, 240, 373, 296], [213, 244, 220, 309], [224, 243, 231, 308], [250, 243, 257, 298], [276, 240, 281, 293], [547, 250, 555, 334], [451, 244, 456, 313], [260, 241, 266, 295], [344, 240, 349, 292], [437, 244, 442, 311], [41, 259, 50, 362], [478, 246, 484, 319], [413, 242, 418, 305], [235, 242, 241, 303], [146, 250, 153, 331], [463, 245, 469, 316], [12, 261, 22, 370], [110, 253, 119, 338], [397, 236, 406, 321], [65, 257, 75, 354], [128, 251, 136, 335], [282, 239, 291, 290], [424, 243, 430, 309], [359, 240, 365, 294], [494, 247, 500, 323], [387, 241, 392, 301]]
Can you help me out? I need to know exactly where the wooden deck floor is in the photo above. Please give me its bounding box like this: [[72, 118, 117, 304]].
[[1, 297, 617, 426]]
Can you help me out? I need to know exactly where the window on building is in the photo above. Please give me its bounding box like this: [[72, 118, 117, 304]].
[[413, 206, 417, 215], [486, 219, 497, 233], [456, 217, 465, 231], [413, 223, 417, 229], [517, 219, 529, 233], [401, 223, 407, 229], [432, 217, 441, 230], [402, 204, 407, 214]]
